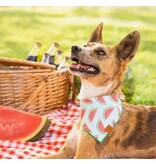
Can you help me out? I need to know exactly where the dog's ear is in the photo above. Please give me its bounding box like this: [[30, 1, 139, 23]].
[[87, 22, 103, 44], [116, 31, 140, 62]]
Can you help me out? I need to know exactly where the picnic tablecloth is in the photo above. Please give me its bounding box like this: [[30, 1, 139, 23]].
[[0, 101, 80, 159]]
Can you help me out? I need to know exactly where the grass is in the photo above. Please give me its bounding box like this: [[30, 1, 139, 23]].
[[0, 6, 156, 105]]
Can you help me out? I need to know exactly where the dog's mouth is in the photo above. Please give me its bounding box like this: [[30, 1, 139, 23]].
[[69, 57, 100, 75]]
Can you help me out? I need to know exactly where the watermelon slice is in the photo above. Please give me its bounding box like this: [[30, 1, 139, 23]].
[[88, 108, 97, 122], [97, 96, 106, 104], [97, 120, 106, 134], [110, 95, 118, 103], [83, 98, 92, 104], [0, 105, 51, 142], [104, 107, 114, 119], [81, 109, 86, 119]]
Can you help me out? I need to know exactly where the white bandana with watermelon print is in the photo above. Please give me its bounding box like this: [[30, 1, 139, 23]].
[[79, 95, 123, 143]]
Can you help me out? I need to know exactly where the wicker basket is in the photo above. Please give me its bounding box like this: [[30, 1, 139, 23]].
[[0, 57, 73, 115]]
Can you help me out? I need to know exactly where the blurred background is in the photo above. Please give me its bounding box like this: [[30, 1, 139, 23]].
[[0, 6, 155, 105]]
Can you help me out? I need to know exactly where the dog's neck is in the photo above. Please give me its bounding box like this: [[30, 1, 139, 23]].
[[78, 79, 125, 100]]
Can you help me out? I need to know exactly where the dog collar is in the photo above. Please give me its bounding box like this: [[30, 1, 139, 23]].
[[79, 95, 123, 143]]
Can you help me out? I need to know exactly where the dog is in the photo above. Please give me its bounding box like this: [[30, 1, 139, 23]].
[[42, 23, 156, 159]]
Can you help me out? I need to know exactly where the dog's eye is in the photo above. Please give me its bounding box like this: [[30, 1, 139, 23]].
[[98, 50, 105, 55], [83, 45, 87, 47]]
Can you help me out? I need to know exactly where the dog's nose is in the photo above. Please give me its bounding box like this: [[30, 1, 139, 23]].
[[71, 46, 81, 53]]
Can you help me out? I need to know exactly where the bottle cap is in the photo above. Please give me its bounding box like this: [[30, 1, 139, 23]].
[[57, 50, 63, 55], [44, 52, 50, 57], [35, 41, 42, 47], [53, 42, 59, 47]]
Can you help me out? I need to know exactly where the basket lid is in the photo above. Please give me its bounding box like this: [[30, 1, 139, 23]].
[[0, 57, 56, 70]]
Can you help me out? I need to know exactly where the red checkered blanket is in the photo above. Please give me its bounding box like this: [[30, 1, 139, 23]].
[[0, 101, 80, 159]]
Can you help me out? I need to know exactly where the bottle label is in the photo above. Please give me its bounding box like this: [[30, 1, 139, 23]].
[[49, 56, 55, 64], [26, 56, 37, 61]]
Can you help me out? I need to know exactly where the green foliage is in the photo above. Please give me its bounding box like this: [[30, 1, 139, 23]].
[[0, 7, 155, 105], [122, 67, 135, 102]]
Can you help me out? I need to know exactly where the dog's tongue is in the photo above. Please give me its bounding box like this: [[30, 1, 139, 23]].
[[70, 64, 91, 69]]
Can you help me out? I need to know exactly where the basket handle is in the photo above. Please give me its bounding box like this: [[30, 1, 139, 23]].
[[0, 57, 56, 70], [19, 75, 75, 111], [18, 78, 46, 111]]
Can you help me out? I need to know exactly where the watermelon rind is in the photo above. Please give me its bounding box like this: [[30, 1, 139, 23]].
[[103, 107, 114, 120], [23, 117, 51, 142], [97, 120, 106, 134], [88, 108, 97, 122], [0, 105, 51, 142]]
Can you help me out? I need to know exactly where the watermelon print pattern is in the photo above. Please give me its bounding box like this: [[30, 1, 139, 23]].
[[110, 95, 118, 103], [83, 123, 91, 132], [83, 98, 92, 104], [88, 108, 97, 122], [97, 120, 107, 134], [117, 107, 121, 117], [80, 95, 123, 143], [81, 109, 86, 119], [96, 96, 106, 104], [111, 120, 116, 126], [104, 107, 114, 119]]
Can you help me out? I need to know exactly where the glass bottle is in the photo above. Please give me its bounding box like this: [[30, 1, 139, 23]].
[[26, 42, 42, 61]]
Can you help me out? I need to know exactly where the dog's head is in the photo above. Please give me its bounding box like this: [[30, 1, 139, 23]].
[[69, 23, 140, 87]]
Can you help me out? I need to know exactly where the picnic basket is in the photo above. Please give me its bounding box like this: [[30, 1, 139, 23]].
[[0, 57, 73, 115]]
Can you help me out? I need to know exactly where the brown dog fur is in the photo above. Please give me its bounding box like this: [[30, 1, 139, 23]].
[[41, 23, 156, 159]]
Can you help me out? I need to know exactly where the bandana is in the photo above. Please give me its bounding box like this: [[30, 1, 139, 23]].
[[79, 95, 123, 143]]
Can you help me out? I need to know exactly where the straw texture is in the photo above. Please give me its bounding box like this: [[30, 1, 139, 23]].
[[0, 57, 71, 115]]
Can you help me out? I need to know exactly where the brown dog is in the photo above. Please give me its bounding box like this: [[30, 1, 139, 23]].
[[42, 23, 156, 159]]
